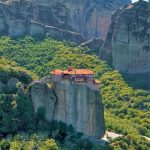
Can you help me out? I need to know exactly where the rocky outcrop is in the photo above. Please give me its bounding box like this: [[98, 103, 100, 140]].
[[100, 1, 150, 74], [7, 77, 19, 91], [80, 38, 104, 55], [0, 0, 131, 40], [31, 81, 56, 122], [31, 80, 104, 138]]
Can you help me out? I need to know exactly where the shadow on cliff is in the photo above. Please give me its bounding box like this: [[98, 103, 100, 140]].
[[121, 72, 150, 90]]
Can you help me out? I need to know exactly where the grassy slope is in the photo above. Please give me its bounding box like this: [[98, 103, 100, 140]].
[[0, 58, 37, 83], [0, 37, 149, 150]]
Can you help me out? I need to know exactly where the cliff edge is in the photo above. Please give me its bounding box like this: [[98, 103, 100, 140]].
[[100, 1, 150, 74], [31, 80, 104, 138]]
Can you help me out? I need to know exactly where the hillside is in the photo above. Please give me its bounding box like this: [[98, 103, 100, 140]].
[[0, 37, 150, 150], [0, 59, 55, 148], [1, 58, 107, 150]]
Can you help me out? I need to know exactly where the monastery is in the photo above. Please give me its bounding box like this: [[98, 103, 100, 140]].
[[50, 66, 100, 90]]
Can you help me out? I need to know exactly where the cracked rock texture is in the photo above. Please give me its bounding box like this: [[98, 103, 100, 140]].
[[100, 1, 150, 74], [0, 0, 130, 40], [31, 80, 104, 138]]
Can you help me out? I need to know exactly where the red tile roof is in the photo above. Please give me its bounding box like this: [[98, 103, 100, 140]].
[[51, 69, 62, 75], [63, 69, 93, 75], [51, 69, 93, 75]]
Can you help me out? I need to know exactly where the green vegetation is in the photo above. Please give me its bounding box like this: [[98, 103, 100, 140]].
[[0, 58, 37, 137], [0, 139, 59, 150], [0, 36, 149, 150], [101, 71, 150, 149], [0, 58, 37, 84], [0, 58, 108, 150], [0, 36, 110, 77]]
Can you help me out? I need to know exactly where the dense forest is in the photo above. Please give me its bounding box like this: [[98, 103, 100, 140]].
[[0, 58, 108, 150], [0, 37, 150, 150]]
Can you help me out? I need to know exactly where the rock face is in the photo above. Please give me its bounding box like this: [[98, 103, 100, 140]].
[[0, 1, 85, 44], [80, 38, 104, 55], [31, 80, 104, 138], [0, 0, 131, 40], [31, 81, 56, 122], [100, 1, 150, 74], [7, 77, 19, 92]]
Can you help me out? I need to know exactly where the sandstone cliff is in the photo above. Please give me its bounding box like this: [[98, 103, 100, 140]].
[[31, 80, 104, 138], [100, 1, 150, 74], [0, 0, 131, 40]]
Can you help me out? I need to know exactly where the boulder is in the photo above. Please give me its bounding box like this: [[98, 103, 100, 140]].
[[7, 77, 19, 91]]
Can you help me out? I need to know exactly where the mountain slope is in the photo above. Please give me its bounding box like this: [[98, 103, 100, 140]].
[[0, 58, 35, 137], [0, 37, 149, 149]]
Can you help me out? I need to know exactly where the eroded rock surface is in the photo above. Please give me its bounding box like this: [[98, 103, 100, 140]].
[[31, 80, 104, 138], [100, 1, 150, 74], [31, 81, 56, 122], [0, 0, 131, 40]]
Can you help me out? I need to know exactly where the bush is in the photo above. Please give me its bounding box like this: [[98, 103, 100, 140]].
[[1, 141, 10, 150]]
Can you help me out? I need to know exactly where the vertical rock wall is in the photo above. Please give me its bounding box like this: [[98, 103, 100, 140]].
[[32, 0, 131, 39], [100, 1, 150, 74], [31, 80, 104, 138], [0, 0, 131, 39], [53, 81, 104, 138], [31, 82, 56, 122]]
